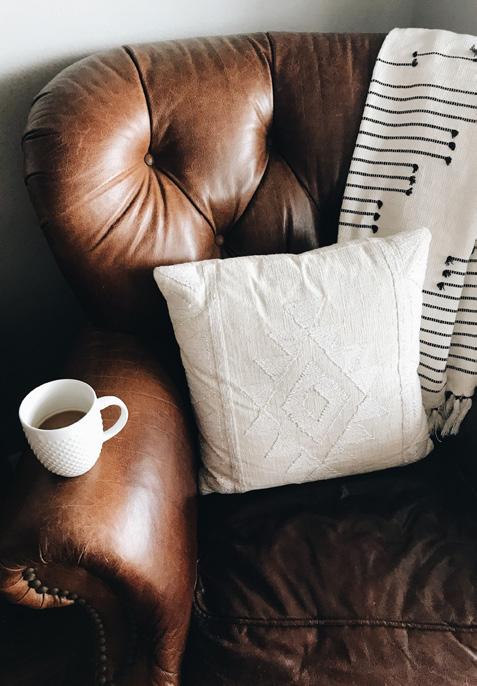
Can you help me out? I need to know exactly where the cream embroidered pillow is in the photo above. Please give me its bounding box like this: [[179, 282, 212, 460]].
[[154, 228, 432, 494]]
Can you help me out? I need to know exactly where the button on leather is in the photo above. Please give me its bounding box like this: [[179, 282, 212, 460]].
[[215, 234, 224, 246], [144, 153, 154, 166]]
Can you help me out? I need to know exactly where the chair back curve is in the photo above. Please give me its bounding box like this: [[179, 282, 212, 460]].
[[23, 32, 384, 333]]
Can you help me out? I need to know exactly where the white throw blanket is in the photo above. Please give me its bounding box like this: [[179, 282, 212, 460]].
[[338, 27, 477, 436]]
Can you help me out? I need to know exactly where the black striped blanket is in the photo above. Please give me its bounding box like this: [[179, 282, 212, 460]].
[[338, 28, 477, 436]]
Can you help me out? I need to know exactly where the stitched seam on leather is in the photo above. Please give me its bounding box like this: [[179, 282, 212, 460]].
[[192, 601, 477, 632], [230, 154, 271, 231], [276, 148, 320, 215], [263, 32, 275, 116], [123, 45, 153, 144], [123, 45, 217, 238], [89, 178, 145, 251], [216, 36, 273, 236], [225, 33, 276, 245], [263, 30, 290, 252], [153, 164, 217, 237], [265, 32, 320, 217]]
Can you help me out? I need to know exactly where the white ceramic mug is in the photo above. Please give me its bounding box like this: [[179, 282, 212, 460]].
[[19, 379, 128, 477]]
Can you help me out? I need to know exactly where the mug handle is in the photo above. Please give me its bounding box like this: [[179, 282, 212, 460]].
[[97, 396, 129, 441]]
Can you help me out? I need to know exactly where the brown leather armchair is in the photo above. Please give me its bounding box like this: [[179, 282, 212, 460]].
[[1, 32, 477, 686]]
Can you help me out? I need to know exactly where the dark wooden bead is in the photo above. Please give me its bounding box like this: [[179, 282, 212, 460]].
[[99, 663, 107, 673], [98, 644, 107, 654], [99, 654, 107, 663], [59, 589, 70, 598], [37, 586, 48, 594], [50, 588, 59, 596], [69, 593, 78, 601], [98, 677, 107, 685], [77, 598, 86, 605], [98, 637, 106, 646], [24, 567, 35, 575], [29, 579, 41, 588]]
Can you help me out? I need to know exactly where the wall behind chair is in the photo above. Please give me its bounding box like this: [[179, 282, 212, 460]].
[[0, 0, 424, 456], [413, 0, 477, 35]]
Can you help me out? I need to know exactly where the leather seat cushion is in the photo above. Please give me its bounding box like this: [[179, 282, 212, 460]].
[[184, 448, 477, 685]]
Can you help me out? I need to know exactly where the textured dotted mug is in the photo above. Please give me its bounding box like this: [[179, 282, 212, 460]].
[[19, 379, 128, 477]]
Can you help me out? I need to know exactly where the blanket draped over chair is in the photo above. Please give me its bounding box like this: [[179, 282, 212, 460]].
[[339, 27, 477, 436]]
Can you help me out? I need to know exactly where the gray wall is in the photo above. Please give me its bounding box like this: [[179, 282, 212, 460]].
[[413, 0, 477, 34], [3, 0, 458, 455]]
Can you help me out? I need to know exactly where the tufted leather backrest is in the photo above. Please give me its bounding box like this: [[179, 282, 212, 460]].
[[23, 32, 384, 334]]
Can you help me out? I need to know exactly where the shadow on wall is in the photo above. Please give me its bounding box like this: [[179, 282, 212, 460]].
[[0, 57, 87, 458]]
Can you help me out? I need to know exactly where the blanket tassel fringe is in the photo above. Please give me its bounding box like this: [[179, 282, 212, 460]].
[[427, 395, 473, 439]]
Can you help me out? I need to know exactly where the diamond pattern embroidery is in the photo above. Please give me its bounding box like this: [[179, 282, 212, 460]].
[[154, 232, 432, 494]]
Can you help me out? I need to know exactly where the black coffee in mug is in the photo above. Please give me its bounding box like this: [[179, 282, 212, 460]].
[[39, 410, 86, 431]]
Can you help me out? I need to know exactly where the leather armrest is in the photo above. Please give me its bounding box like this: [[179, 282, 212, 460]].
[[0, 328, 198, 685]]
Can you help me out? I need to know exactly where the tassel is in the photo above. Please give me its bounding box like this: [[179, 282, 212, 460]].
[[427, 395, 473, 439], [444, 394, 455, 417], [441, 395, 473, 437], [451, 398, 472, 435], [427, 408, 444, 436]]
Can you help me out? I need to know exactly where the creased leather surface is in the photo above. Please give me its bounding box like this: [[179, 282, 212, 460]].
[[0, 328, 198, 686], [23, 32, 384, 333], [185, 450, 477, 685]]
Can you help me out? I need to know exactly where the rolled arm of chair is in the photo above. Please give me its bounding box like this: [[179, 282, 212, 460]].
[[0, 328, 198, 686]]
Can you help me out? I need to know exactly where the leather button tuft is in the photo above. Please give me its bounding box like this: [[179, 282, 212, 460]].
[[144, 153, 154, 166], [215, 234, 224, 246]]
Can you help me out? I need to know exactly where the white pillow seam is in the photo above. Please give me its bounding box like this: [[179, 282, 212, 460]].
[[205, 261, 244, 492], [374, 239, 406, 463]]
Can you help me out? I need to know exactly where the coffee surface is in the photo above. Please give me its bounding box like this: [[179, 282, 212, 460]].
[[39, 410, 86, 430]]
